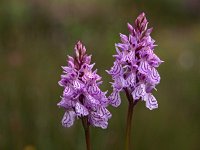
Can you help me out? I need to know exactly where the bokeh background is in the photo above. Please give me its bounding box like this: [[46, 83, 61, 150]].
[[1, 0, 200, 150]]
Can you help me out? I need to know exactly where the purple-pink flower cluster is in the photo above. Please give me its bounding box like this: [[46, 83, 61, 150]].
[[58, 41, 111, 129], [107, 13, 163, 110]]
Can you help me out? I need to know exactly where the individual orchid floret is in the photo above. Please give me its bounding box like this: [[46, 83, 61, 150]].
[[58, 41, 111, 129], [107, 12, 163, 110]]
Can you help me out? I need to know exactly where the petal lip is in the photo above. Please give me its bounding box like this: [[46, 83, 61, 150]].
[[108, 91, 121, 107], [144, 93, 158, 110], [62, 111, 76, 128]]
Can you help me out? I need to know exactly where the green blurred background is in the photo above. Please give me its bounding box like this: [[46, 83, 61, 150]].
[[0, 0, 200, 150]]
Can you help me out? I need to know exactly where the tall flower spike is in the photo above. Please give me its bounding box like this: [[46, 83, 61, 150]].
[[107, 12, 163, 110], [107, 12, 163, 150], [58, 41, 111, 129]]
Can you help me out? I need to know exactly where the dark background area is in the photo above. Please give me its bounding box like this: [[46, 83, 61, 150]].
[[0, 0, 200, 150]]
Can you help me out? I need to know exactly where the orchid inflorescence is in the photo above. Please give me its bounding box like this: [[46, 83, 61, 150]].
[[107, 12, 163, 110], [57, 41, 111, 129]]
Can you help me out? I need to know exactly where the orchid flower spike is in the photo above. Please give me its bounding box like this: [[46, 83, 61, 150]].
[[58, 41, 111, 129], [107, 12, 163, 110]]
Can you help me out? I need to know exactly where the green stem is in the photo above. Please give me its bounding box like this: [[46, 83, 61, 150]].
[[81, 117, 91, 150], [124, 88, 138, 150]]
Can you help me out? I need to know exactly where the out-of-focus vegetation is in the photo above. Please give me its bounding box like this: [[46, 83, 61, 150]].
[[0, 0, 200, 150]]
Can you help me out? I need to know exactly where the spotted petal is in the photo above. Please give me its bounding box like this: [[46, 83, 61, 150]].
[[112, 76, 126, 91], [75, 102, 89, 117], [57, 98, 75, 108], [122, 50, 135, 62], [107, 62, 123, 76], [85, 94, 100, 109], [72, 80, 84, 90], [108, 91, 121, 107], [125, 73, 136, 87], [88, 84, 101, 96], [143, 93, 158, 110], [138, 61, 151, 75], [62, 111, 76, 127], [132, 84, 146, 100], [149, 67, 160, 84], [149, 53, 163, 67], [89, 107, 111, 129], [63, 86, 73, 98]]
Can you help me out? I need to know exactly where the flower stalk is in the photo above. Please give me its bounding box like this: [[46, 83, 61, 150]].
[[81, 117, 91, 150], [124, 88, 138, 150], [125, 102, 134, 150]]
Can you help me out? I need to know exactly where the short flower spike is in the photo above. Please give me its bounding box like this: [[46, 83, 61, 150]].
[[58, 41, 111, 129]]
